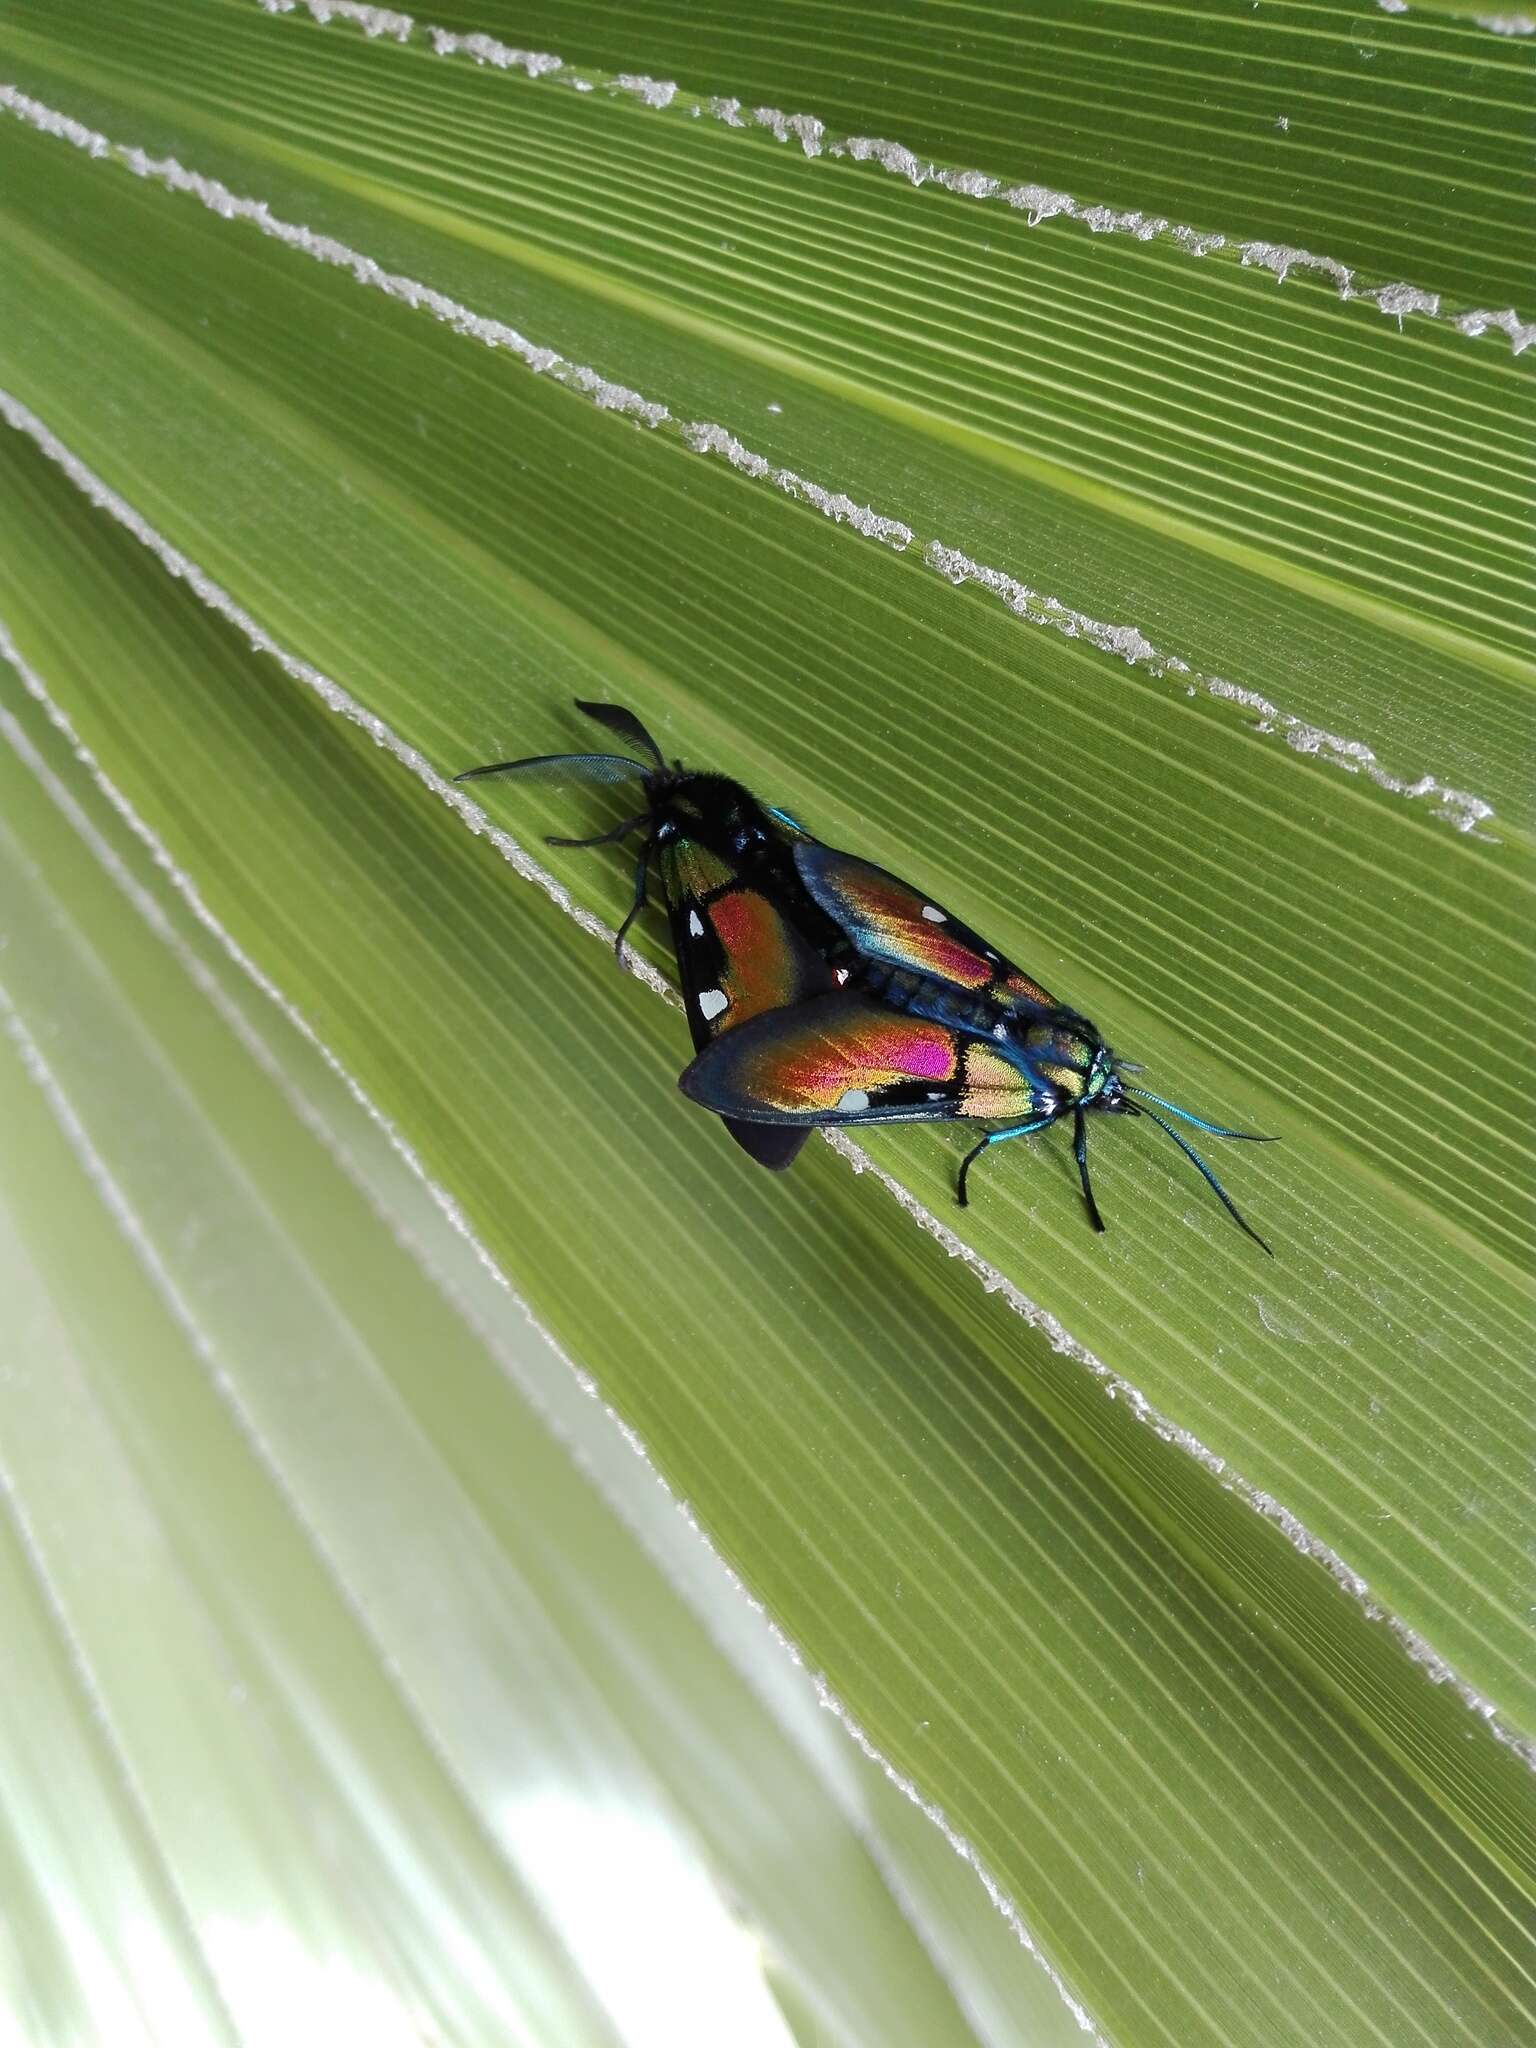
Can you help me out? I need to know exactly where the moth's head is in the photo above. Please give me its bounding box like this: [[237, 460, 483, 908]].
[[1084, 1041, 1127, 1106], [1018, 1018, 1123, 1109], [1094, 1054, 1136, 1112]]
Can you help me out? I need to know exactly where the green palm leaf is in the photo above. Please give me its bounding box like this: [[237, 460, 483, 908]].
[[0, 3, 1530, 2042]]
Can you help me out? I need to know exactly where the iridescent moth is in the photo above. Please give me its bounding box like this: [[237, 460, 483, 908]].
[[454, 699, 843, 1170], [681, 838, 1276, 1250], [457, 702, 1276, 1248]]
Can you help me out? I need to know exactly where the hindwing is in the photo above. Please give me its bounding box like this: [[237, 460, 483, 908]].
[[678, 992, 1056, 1128]]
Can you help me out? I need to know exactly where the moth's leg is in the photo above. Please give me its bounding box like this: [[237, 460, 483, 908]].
[[955, 1116, 1053, 1207], [547, 810, 650, 850], [612, 835, 653, 961], [1073, 1107, 1106, 1234]]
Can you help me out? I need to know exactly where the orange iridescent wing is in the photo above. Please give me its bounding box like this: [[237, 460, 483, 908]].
[[677, 992, 1054, 1128], [656, 835, 840, 1169], [792, 842, 1059, 1011], [656, 837, 839, 1049]]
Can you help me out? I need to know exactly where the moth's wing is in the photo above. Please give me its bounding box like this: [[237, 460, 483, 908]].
[[793, 841, 1059, 1011], [679, 992, 1051, 1128], [657, 835, 840, 1169], [655, 837, 836, 1047], [718, 1117, 809, 1169]]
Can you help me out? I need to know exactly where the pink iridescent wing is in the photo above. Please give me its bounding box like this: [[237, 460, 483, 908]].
[[678, 992, 1054, 1127], [793, 842, 1059, 1011]]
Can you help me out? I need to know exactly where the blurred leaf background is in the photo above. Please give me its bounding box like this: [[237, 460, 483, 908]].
[[0, 2, 1531, 2043]]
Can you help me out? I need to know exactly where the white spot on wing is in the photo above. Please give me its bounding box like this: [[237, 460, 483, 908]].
[[921, 904, 947, 922], [834, 966, 850, 984], [836, 1088, 871, 1112], [698, 988, 728, 1020], [687, 908, 704, 937]]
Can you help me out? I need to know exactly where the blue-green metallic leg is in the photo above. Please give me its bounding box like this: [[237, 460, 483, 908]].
[[956, 1115, 1054, 1207]]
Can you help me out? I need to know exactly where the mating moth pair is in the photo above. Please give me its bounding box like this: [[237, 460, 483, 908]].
[[457, 701, 1274, 1249]]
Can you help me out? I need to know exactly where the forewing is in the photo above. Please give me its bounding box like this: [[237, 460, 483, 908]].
[[793, 841, 1059, 1010], [679, 993, 1049, 1128], [657, 835, 840, 1170], [658, 838, 837, 1052]]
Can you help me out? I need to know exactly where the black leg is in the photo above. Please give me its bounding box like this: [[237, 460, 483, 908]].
[[1073, 1109, 1106, 1233], [612, 836, 652, 960], [547, 810, 650, 850], [956, 1134, 992, 1207], [956, 1117, 1056, 1208]]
